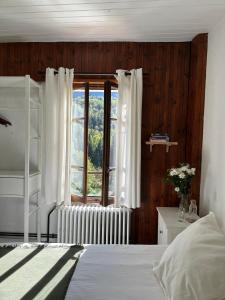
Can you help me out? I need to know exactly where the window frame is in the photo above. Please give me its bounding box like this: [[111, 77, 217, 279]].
[[71, 78, 118, 206]]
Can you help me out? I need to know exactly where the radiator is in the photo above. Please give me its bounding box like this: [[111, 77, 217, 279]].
[[57, 205, 131, 245]]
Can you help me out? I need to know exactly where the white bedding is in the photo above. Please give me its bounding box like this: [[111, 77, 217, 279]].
[[66, 245, 166, 300]]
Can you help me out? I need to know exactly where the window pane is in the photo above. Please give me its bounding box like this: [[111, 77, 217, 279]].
[[109, 89, 118, 203], [71, 85, 118, 205], [87, 173, 102, 197], [87, 89, 104, 197], [71, 169, 83, 196], [88, 90, 104, 169], [73, 89, 85, 118], [111, 90, 118, 118], [108, 170, 115, 197], [109, 120, 117, 168], [71, 120, 84, 167]]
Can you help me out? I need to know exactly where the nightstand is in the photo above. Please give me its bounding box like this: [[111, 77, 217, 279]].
[[157, 207, 192, 245]]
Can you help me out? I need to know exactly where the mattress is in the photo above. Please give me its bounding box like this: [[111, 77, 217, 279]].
[[66, 245, 166, 300]]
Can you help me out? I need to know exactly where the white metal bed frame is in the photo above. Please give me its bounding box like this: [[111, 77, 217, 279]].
[[0, 75, 43, 242]]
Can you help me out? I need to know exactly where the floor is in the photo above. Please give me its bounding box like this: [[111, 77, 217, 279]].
[[0, 237, 53, 243], [0, 237, 24, 243]]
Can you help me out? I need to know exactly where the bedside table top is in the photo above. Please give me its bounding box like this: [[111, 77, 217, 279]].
[[157, 207, 191, 229]]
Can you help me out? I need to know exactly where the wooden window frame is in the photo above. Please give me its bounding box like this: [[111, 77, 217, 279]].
[[71, 79, 118, 206]]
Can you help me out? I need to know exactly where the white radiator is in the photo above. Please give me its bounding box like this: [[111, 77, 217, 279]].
[[57, 205, 131, 245]]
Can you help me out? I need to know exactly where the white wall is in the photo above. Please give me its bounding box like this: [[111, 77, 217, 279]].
[[0, 200, 57, 237], [200, 15, 225, 232]]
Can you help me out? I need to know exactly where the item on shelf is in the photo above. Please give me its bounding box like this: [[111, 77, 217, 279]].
[[186, 199, 199, 223], [150, 133, 169, 142], [189, 199, 198, 215]]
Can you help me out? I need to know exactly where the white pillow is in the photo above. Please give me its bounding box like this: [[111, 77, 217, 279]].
[[153, 212, 225, 300]]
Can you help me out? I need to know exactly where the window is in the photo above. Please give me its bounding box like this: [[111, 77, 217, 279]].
[[71, 80, 118, 206]]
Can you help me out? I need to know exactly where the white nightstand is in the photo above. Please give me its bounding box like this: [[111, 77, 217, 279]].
[[157, 207, 192, 245]]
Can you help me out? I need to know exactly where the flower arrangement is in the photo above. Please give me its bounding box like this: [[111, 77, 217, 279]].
[[165, 163, 195, 196]]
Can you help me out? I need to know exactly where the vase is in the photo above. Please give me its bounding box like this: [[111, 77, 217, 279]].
[[180, 194, 189, 212], [178, 194, 189, 221]]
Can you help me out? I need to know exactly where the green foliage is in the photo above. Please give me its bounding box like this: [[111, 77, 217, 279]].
[[89, 96, 104, 131], [71, 91, 118, 197], [87, 159, 102, 196], [88, 129, 103, 168]]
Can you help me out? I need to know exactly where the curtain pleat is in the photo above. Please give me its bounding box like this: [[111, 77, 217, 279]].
[[115, 69, 143, 209], [43, 67, 74, 205]]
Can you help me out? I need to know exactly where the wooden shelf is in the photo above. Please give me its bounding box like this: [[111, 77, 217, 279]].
[[146, 140, 178, 152]]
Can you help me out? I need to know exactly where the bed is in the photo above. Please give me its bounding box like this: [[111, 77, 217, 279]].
[[1, 213, 224, 300], [0, 243, 166, 300], [66, 245, 166, 300]]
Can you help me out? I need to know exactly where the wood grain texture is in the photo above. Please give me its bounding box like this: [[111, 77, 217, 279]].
[[0, 38, 207, 244], [186, 34, 208, 205]]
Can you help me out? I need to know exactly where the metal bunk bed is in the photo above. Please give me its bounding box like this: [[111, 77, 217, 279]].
[[0, 75, 42, 242]]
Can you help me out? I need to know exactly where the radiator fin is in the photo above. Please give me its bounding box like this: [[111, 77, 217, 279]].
[[57, 206, 131, 245]]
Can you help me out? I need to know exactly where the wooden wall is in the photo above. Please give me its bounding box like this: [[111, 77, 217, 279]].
[[186, 34, 208, 202], [0, 35, 207, 244]]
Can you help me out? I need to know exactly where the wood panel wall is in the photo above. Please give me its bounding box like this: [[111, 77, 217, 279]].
[[0, 35, 207, 244], [186, 34, 208, 203]]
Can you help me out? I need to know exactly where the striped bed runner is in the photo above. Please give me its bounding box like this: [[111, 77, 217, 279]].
[[0, 243, 83, 300]]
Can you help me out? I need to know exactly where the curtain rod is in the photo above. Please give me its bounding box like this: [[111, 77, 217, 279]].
[[38, 71, 148, 76], [75, 72, 131, 76]]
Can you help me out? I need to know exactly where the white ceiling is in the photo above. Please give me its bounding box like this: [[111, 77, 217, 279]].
[[0, 0, 225, 42]]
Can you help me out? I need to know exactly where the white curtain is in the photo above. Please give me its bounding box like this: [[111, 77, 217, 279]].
[[115, 69, 143, 209], [43, 67, 74, 205]]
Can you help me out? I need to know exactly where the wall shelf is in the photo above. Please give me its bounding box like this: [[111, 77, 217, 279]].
[[146, 140, 178, 152]]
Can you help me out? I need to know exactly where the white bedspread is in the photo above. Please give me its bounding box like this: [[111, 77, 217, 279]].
[[66, 245, 166, 300]]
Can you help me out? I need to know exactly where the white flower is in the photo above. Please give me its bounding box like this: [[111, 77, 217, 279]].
[[186, 167, 195, 175], [179, 172, 186, 179], [180, 166, 188, 172], [191, 168, 196, 175], [175, 187, 180, 192], [170, 169, 178, 176]]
